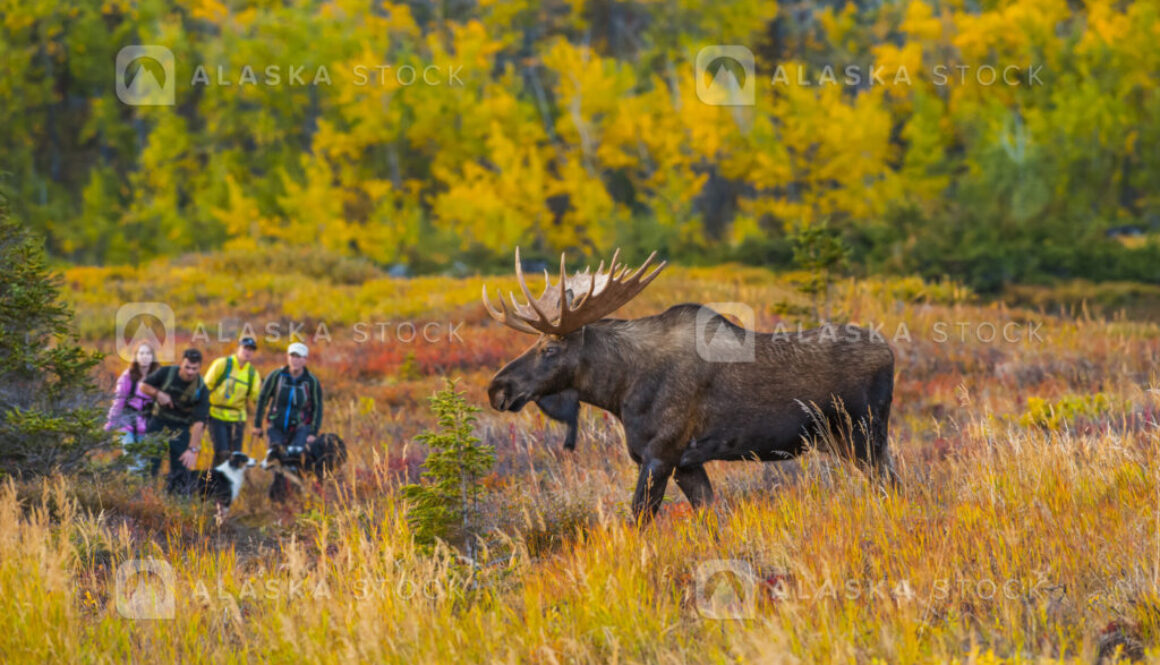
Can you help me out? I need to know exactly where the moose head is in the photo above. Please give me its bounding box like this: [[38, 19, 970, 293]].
[[483, 248, 665, 413]]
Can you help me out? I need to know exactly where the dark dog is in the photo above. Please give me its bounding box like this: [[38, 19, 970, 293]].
[[261, 433, 347, 502], [169, 451, 256, 511]]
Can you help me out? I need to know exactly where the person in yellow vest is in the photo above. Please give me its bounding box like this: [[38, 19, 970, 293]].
[[204, 337, 262, 465]]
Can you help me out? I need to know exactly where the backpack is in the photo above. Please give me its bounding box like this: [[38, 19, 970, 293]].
[[156, 366, 205, 422], [125, 363, 161, 414], [211, 356, 256, 399], [271, 369, 311, 430], [122, 371, 142, 413]]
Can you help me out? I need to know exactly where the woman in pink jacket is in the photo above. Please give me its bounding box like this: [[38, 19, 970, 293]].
[[105, 341, 161, 471]]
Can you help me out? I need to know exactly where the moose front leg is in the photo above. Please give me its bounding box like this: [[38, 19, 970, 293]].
[[631, 459, 674, 523], [673, 464, 714, 509], [622, 388, 691, 523]]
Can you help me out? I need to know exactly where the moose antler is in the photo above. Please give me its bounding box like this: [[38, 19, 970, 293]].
[[482, 247, 667, 336]]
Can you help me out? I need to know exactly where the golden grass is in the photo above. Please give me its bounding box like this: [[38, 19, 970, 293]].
[[4, 422, 1158, 663]]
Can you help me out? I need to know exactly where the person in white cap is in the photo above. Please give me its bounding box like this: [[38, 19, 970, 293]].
[[253, 341, 323, 451]]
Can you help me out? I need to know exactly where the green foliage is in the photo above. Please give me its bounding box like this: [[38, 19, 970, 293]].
[[402, 379, 495, 553], [870, 203, 1160, 294], [397, 352, 421, 382], [0, 199, 108, 477], [115, 431, 169, 475]]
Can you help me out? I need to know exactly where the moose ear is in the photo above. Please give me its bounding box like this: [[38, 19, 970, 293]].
[[563, 288, 575, 308]]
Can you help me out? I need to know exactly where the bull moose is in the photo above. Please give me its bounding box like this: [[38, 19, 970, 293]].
[[484, 249, 898, 522]]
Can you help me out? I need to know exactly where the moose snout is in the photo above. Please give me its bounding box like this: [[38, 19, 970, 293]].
[[488, 377, 530, 412], [488, 379, 510, 411]]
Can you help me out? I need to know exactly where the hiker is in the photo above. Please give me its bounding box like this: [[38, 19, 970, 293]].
[[253, 342, 323, 452], [104, 341, 161, 473], [205, 337, 261, 465], [137, 348, 210, 493]]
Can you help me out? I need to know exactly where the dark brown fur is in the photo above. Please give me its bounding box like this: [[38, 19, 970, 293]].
[[489, 304, 897, 522], [535, 390, 580, 450]]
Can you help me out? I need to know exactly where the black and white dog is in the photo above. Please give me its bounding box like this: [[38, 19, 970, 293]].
[[261, 433, 347, 502], [185, 451, 256, 509]]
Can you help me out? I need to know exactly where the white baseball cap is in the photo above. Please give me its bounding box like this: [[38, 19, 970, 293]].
[[287, 342, 309, 358]]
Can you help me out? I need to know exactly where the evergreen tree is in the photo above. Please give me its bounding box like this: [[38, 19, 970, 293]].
[[790, 219, 850, 322], [0, 198, 108, 476], [402, 379, 495, 555]]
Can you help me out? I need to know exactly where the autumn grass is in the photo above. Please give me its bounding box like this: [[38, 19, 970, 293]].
[[4, 419, 1158, 663], [3, 255, 1159, 662]]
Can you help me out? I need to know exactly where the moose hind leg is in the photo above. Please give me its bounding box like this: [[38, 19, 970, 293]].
[[850, 403, 900, 490], [867, 368, 900, 488], [871, 399, 901, 488], [673, 464, 714, 509]]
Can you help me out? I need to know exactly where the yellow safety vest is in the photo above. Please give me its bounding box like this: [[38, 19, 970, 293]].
[[205, 355, 260, 422]]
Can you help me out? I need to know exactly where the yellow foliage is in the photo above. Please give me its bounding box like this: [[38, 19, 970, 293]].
[[212, 175, 264, 251], [901, 0, 942, 41], [186, 0, 228, 24], [1017, 393, 1121, 430]]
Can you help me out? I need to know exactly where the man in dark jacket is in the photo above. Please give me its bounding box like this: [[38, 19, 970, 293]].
[[137, 348, 210, 493], [253, 342, 324, 451]]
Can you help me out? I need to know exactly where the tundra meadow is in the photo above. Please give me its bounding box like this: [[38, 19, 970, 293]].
[[2, 0, 1160, 663], [0, 251, 1154, 663]]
